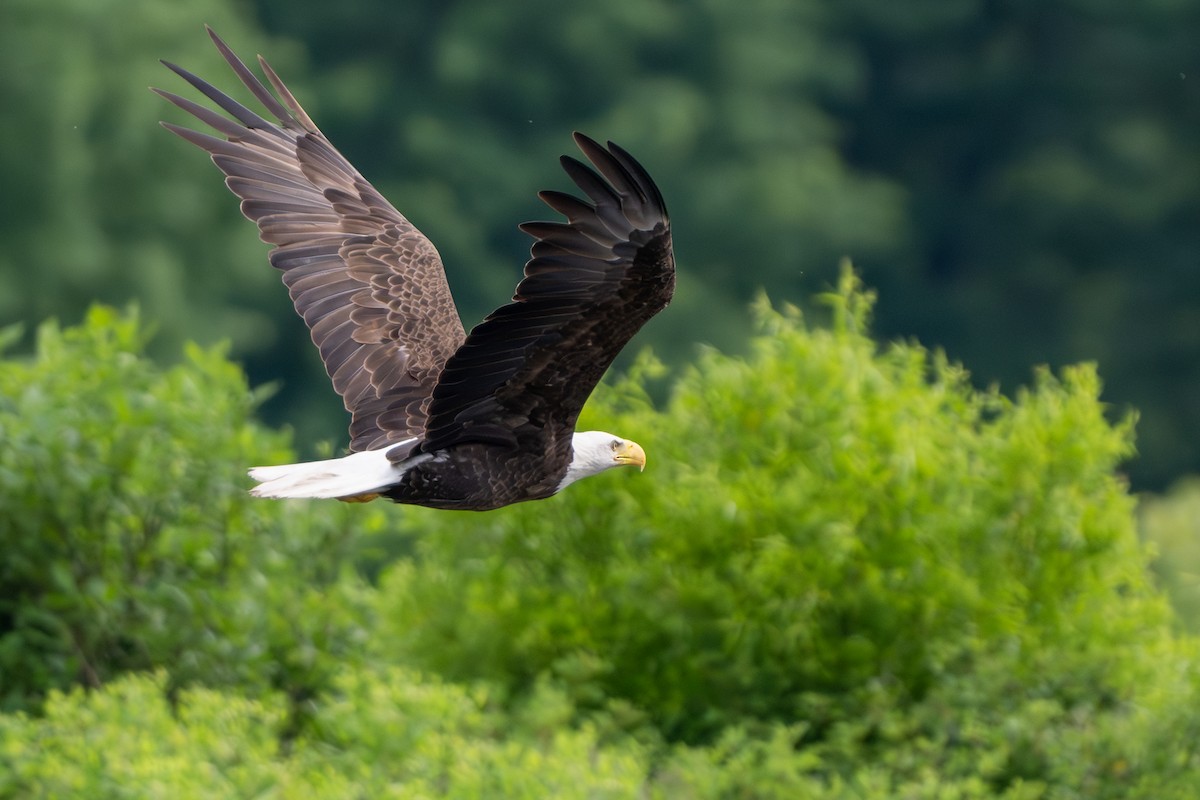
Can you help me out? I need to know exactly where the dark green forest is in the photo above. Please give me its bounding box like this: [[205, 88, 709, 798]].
[[4, 0, 1200, 487], [4, 0, 1200, 795]]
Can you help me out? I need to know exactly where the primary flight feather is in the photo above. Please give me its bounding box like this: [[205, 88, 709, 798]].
[[155, 27, 675, 510]]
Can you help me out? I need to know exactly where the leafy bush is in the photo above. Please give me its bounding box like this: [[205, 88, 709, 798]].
[[2, 654, 1198, 798], [0, 308, 374, 713], [367, 270, 1190, 791], [0, 669, 653, 799], [1140, 478, 1200, 632], [3, 278, 1199, 797]]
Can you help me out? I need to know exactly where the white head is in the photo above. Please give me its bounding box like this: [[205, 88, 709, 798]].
[[556, 430, 647, 493]]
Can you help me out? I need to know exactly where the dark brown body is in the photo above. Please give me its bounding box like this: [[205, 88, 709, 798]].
[[383, 443, 568, 511]]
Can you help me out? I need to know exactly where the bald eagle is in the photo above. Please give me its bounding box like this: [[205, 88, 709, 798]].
[[155, 29, 675, 511]]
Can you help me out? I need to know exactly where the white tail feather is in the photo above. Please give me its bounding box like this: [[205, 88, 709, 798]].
[[248, 445, 412, 499]]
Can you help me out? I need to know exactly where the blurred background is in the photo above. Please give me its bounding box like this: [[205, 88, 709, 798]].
[[3, 0, 1199, 490]]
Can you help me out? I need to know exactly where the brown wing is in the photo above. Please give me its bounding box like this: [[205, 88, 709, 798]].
[[417, 133, 674, 464], [155, 27, 465, 454]]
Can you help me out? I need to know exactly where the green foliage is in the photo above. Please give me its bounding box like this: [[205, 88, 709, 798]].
[[0, 0, 290, 347], [5, 665, 1200, 799], [374, 271, 1159, 738], [0, 308, 373, 713], [359, 270, 1194, 794], [0, 0, 337, 441], [251, 0, 905, 368], [1140, 479, 1200, 633], [248, 0, 1200, 488], [5, 0, 1200, 485], [2, 278, 1200, 795], [0, 669, 653, 799], [834, 0, 1200, 490]]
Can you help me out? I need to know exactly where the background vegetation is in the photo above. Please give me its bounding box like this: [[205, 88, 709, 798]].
[[3, 277, 1200, 796], [3, 0, 1200, 795], [3, 0, 1200, 487]]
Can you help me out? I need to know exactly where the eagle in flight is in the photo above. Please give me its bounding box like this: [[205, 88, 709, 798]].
[[155, 28, 675, 510]]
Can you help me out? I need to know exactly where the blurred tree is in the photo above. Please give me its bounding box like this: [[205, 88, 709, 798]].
[[247, 0, 1200, 487], [248, 0, 905, 350], [244, 0, 908, 436], [1, 0, 255, 337], [3, 0, 1199, 486], [0, 0, 350, 446], [831, 0, 1200, 489]]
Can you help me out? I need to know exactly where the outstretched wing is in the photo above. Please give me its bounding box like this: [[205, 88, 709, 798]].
[[155, 27, 464, 455], [417, 133, 674, 464]]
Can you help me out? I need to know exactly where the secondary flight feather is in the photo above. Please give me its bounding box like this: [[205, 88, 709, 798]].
[[155, 27, 675, 510]]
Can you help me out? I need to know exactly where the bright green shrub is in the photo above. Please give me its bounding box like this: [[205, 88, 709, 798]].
[[0, 669, 653, 799], [1140, 478, 1200, 631], [0, 673, 287, 799], [3, 279, 1198, 797], [3, 648, 1197, 798], [0, 308, 374, 713], [369, 270, 1184, 790]]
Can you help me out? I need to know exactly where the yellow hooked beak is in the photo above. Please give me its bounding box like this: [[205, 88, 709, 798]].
[[615, 440, 647, 472]]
